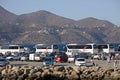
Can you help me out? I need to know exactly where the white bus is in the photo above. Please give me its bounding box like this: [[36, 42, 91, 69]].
[[65, 43, 98, 55], [35, 44, 59, 53], [97, 44, 114, 53], [0, 45, 27, 54]]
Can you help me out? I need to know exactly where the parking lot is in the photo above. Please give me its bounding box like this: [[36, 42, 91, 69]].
[[9, 59, 120, 68]]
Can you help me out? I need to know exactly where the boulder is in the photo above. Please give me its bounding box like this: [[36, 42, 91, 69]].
[[110, 72, 120, 79], [54, 66, 65, 72], [1, 69, 7, 76]]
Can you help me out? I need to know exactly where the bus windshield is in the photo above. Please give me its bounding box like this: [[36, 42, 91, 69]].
[[109, 44, 114, 49], [98, 45, 108, 49], [53, 45, 58, 49], [67, 45, 92, 49]]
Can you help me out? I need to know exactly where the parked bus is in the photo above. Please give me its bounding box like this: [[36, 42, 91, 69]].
[[65, 43, 98, 55], [0, 45, 28, 55], [97, 44, 114, 53], [116, 45, 120, 52], [35, 44, 59, 53], [108, 43, 120, 52]]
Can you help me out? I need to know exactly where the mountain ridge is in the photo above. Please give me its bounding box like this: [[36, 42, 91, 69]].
[[0, 6, 120, 44]]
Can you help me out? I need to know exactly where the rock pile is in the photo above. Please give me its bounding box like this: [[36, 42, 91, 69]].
[[0, 65, 120, 80]]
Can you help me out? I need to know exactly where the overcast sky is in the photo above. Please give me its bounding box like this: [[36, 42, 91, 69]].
[[0, 0, 120, 26]]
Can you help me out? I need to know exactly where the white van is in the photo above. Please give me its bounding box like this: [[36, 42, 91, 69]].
[[29, 53, 35, 61], [68, 55, 75, 63]]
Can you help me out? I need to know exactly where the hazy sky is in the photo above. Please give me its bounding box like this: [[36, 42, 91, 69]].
[[0, 0, 120, 26]]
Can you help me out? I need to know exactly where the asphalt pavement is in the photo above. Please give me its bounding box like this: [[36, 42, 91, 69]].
[[9, 59, 120, 68]]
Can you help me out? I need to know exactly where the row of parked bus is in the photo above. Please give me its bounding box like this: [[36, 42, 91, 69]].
[[65, 43, 120, 61], [0, 43, 120, 63], [0, 43, 120, 57], [0, 44, 59, 55], [65, 43, 117, 55], [0, 43, 120, 54]]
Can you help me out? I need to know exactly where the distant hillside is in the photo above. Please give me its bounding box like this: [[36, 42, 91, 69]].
[[0, 6, 17, 23], [0, 6, 120, 44], [76, 17, 115, 28]]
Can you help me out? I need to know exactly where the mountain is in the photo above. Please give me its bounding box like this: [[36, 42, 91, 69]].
[[0, 6, 17, 23], [0, 6, 120, 44], [15, 10, 75, 27], [0, 6, 23, 44], [76, 17, 115, 28]]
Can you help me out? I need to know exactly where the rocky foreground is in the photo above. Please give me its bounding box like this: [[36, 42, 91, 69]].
[[0, 65, 120, 80]]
